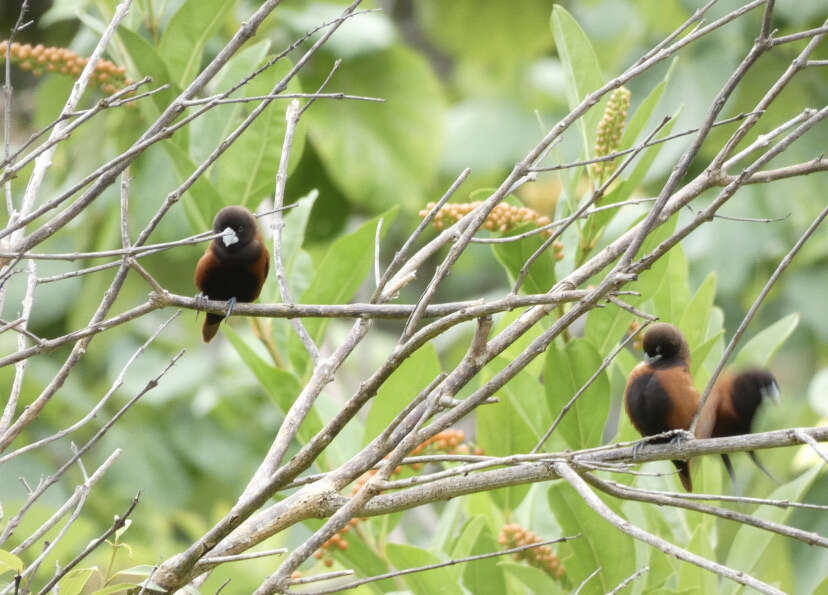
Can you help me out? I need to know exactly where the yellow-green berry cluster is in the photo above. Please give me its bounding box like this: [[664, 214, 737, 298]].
[[499, 524, 566, 579], [591, 86, 631, 180], [419, 201, 564, 260], [314, 430, 481, 566], [0, 40, 131, 95]]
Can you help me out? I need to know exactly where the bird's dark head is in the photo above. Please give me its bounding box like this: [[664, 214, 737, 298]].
[[212, 206, 258, 252], [731, 368, 780, 421], [642, 323, 690, 366]]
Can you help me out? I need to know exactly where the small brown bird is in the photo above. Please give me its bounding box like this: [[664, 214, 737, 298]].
[[702, 369, 779, 482], [625, 323, 700, 491], [195, 206, 269, 342]]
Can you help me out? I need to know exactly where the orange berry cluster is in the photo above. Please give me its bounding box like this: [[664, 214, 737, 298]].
[[419, 201, 564, 260], [591, 86, 631, 180], [0, 40, 131, 95], [314, 429, 481, 567], [499, 524, 566, 579]]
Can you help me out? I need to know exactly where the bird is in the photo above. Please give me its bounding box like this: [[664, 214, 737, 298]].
[[194, 206, 269, 342], [701, 368, 779, 483], [624, 322, 701, 491]]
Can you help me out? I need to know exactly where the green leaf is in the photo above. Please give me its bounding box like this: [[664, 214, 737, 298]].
[[652, 243, 691, 324], [544, 339, 611, 450], [548, 482, 636, 593], [550, 5, 605, 158], [364, 343, 441, 446], [164, 142, 225, 233], [224, 327, 324, 450], [625, 213, 679, 307], [216, 58, 306, 208], [56, 568, 96, 595], [280, 192, 317, 300], [457, 521, 508, 595], [386, 543, 458, 595], [304, 45, 445, 212], [500, 562, 564, 594], [190, 40, 271, 166], [117, 27, 177, 117], [620, 57, 677, 151], [290, 210, 396, 375], [678, 523, 718, 594], [327, 525, 391, 591], [158, 0, 236, 87], [679, 272, 717, 351], [690, 330, 724, 382], [0, 550, 23, 576], [584, 302, 634, 356], [732, 313, 799, 369], [478, 357, 544, 510], [723, 465, 820, 594], [491, 223, 557, 294]]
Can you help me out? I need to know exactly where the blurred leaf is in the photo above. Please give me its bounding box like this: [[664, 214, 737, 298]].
[[164, 142, 225, 233], [158, 0, 236, 87], [224, 327, 323, 449], [620, 58, 677, 151], [723, 465, 820, 594], [584, 302, 634, 356], [550, 5, 605, 157], [363, 343, 441, 446], [420, 1, 554, 69], [690, 330, 723, 382], [327, 527, 390, 592], [478, 357, 543, 510], [454, 519, 507, 594], [677, 523, 717, 594], [190, 40, 271, 165], [56, 567, 96, 595], [500, 561, 564, 594], [653, 243, 691, 324], [544, 339, 610, 450], [117, 28, 177, 119], [385, 543, 457, 595], [548, 482, 636, 593], [679, 272, 717, 351], [290, 210, 396, 375], [280, 192, 317, 301], [0, 550, 23, 575], [217, 58, 306, 208], [625, 213, 679, 306], [491, 223, 557, 294], [732, 313, 799, 368], [304, 45, 445, 212]]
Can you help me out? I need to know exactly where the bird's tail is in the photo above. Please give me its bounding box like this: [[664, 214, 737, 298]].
[[748, 450, 778, 483], [202, 312, 223, 342], [721, 453, 737, 484], [672, 459, 693, 492]]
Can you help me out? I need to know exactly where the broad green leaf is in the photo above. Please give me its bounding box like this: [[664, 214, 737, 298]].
[[584, 301, 634, 356], [458, 520, 508, 595], [653, 244, 691, 324], [224, 327, 323, 449], [679, 272, 717, 351], [548, 482, 636, 593], [690, 330, 724, 382], [723, 466, 820, 594], [57, 568, 96, 595], [495, 308, 546, 378], [478, 357, 544, 510], [280, 192, 317, 300], [363, 343, 441, 446], [620, 58, 677, 151], [491, 223, 557, 294], [550, 5, 605, 158], [678, 523, 718, 594], [433, 499, 465, 553], [452, 516, 488, 559], [164, 142, 225, 233], [158, 0, 236, 87], [625, 213, 679, 307], [732, 313, 799, 368], [117, 27, 177, 117], [304, 45, 445, 212], [190, 40, 271, 166], [217, 58, 306, 208], [386, 543, 457, 595], [0, 550, 23, 576], [500, 561, 565, 595], [326, 523, 391, 591], [544, 339, 610, 450], [290, 210, 396, 376]]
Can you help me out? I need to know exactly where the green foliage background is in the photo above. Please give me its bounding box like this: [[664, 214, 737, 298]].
[[1, 0, 826, 593]]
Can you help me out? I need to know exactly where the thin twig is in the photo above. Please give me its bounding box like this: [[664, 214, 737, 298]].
[[606, 566, 649, 595]]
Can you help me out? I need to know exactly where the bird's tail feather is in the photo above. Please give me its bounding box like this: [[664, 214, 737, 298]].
[[202, 313, 223, 342]]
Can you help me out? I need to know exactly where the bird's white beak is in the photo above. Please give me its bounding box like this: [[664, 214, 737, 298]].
[[644, 353, 662, 365], [221, 226, 239, 247], [763, 382, 781, 406]]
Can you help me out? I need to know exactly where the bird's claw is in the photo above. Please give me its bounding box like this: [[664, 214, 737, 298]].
[[224, 296, 237, 321], [194, 292, 207, 321]]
